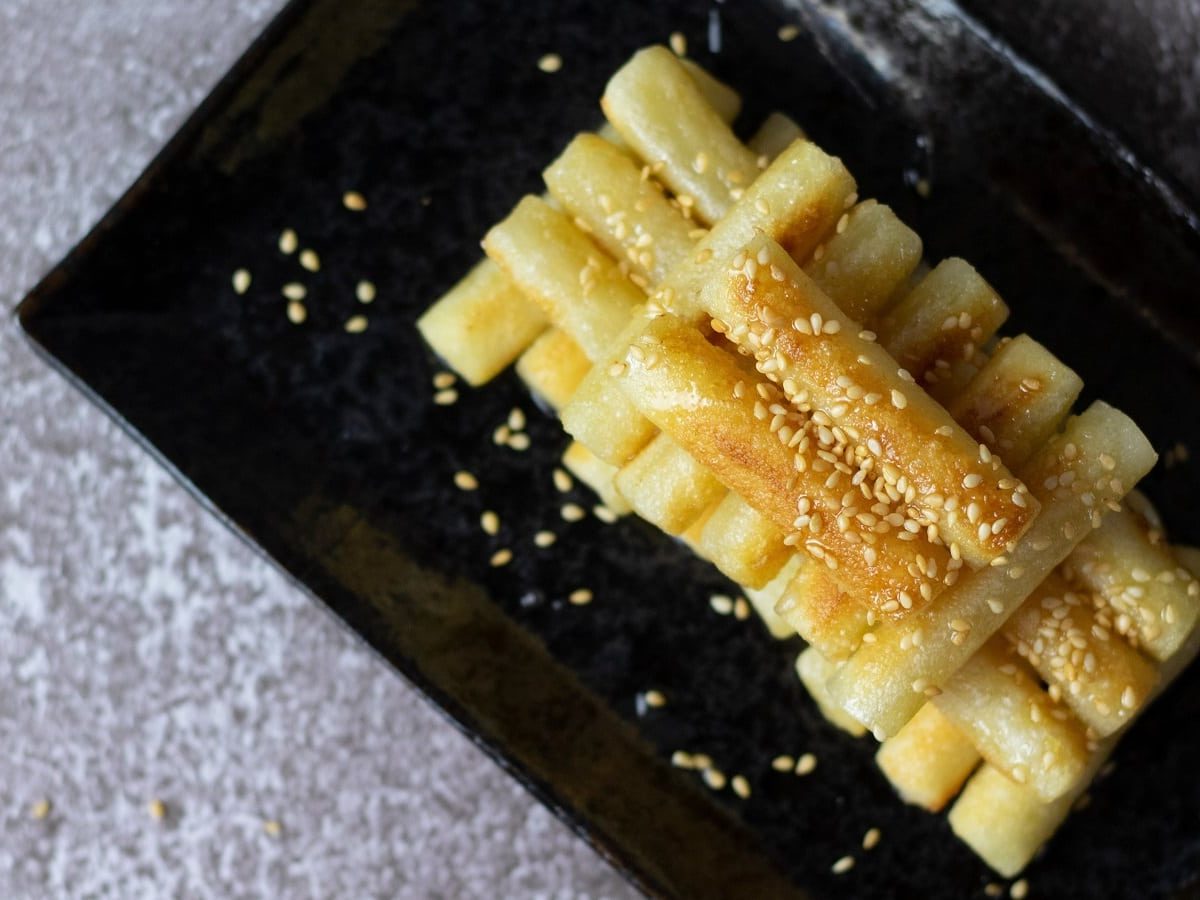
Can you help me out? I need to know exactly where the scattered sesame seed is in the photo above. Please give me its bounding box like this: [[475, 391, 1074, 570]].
[[147, 798, 166, 821], [490, 548, 513, 567], [710, 594, 734, 615], [232, 268, 252, 294], [795, 753, 817, 775], [644, 689, 667, 708], [731, 775, 751, 799], [771, 754, 795, 772], [282, 282, 306, 300], [537, 53, 563, 73], [278, 229, 298, 254], [299, 249, 320, 272], [1010, 879, 1029, 899], [553, 468, 573, 492], [433, 388, 457, 405], [593, 505, 618, 523], [669, 31, 687, 55], [533, 530, 557, 548], [507, 407, 526, 431], [508, 432, 531, 451], [356, 280, 377, 303], [561, 503, 586, 522], [862, 827, 881, 850], [778, 23, 800, 41], [985, 884, 1004, 898], [569, 588, 593, 606], [481, 511, 500, 535], [733, 597, 751, 620], [432, 372, 456, 389], [344, 315, 369, 334], [914, 178, 931, 198], [702, 768, 727, 790], [453, 471, 478, 491], [671, 751, 695, 769], [286, 300, 307, 324], [342, 190, 368, 211], [831, 855, 855, 874], [30, 799, 50, 820], [263, 819, 282, 838]]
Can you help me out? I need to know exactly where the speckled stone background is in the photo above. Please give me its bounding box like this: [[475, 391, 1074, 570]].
[[0, 2, 637, 897]]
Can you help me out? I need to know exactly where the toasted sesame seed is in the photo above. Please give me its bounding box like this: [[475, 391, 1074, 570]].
[[561, 503, 586, 522], [669, 31, 687, 55], [148, 798, 166, 821], [644, 689, 666, 708], [263, 819, 282, 838], [490, 548, 513, 567], [533, 530, 557, 548], [778, 23, 800, 41], [963, 473, 983, 489], [733, 597, 751, 620], [710, 594, 734, 615], [480, 511, 500, 535], [453, 471, 478, 491], [342, 190, 367, 211], [795, 753, 817, 775], [771, 754, 795, 772], [433, 388, 457, 405], [232, 268, 252, 294], [891, 389, 907, 410], [692, 754, 713, 770], [286, 300, 307, 324], [30, 799, 50, 820], [345, 315, 369, 334], [831, 855, 855, 874], [671, 751, 695, 769], [508, 433, 531, 451], [537, 53, 562, 73], [356, 280, 377, 303], [432, 372, 456, 389], [702, 768, 727, 790], [553, 468, 573, 492], [299, 249, 320, 272], [985, 883, 1004, 898], [282, 282, 307, 300], [507, 407, 526, 431], [731, 775, 751, 798], [278, 229, 298, 254], [862, 827, 881, 850], [593, 505, 618, 523], [1010, 879, 1029, 899]]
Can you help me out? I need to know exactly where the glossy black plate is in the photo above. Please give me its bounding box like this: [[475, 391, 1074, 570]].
[[17, 1, 1200, 897]]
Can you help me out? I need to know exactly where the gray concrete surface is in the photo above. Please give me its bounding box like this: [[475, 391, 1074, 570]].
[[0, 2, 638, 897]]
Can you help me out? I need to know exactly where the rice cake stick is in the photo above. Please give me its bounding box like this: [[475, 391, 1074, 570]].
[[875, 702, 980, 811], [697, 492, 791, 589], [830, 401, 1157, 738], [796, 647, 868, 737], [561, 441, 631, 515], [614, 434, 727, 535], [516, 329, 591, 411], [747, 112, 805, 159], [743, 555, 804, 639]]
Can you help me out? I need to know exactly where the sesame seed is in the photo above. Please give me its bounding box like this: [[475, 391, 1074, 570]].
[[669, 31, 687, 55], [985, 883, 1004, 898], [453, 471, 478, 491], [733, 597, 751, 620], [507, 407, 526, 431], [533, 530, 557, 548], [644, 689, 666, 708], [795, 753, 817, 775], [232, 268, 252, 294], [481, 511, 500, 535], [490, 548, 513, 567], [862, 827, 881, 850], [593, 505, 618, 523], [432, 372, 456, 390], [702, 768, 727, 790], [508, 433, 531, 451], [356, 280, 377, 303], [433, 388, 457, 405], [282, 282, 307, 300], [831, 855, 855, 874], [771, 754, 795, 772], [30, 799, 50, 820], [671, 751, 695, 769], [553, 468, 573, 492], [537, 53, 562, 73], [263, 819, 282, 838], [342, 190, 367, 211], [778, 23, 800, 41], [344, 315, 369, 334], [891, 389, 907, 410], [914, 178, 931, 198], [148, 798, 166, 821], [963, 473, 983, 488], [286, 300, 307, 324], [1121, 685, 1137, 709], [710, 594, 734, 615], [731, 775, 751, 799], [1010, 879, 1029, 899], [299, 249, 320, 272], [692, 754, 713, 770], [561, 503, 586, 522], [278, 229, 298, 254]]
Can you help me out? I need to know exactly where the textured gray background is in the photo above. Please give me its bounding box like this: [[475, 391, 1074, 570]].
[[0, 2, 638, 897]]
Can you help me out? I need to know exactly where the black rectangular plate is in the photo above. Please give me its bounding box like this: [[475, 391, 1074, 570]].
[[18, 1, 1200, 897]]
